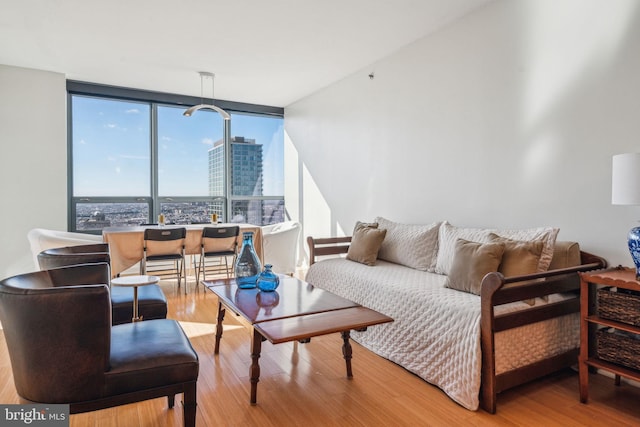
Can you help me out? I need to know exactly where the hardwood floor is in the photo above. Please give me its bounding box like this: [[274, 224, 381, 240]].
[[2, 276, 640, 426]]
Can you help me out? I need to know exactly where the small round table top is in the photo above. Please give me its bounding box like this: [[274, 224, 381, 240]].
[[111, 275, 160, 287]]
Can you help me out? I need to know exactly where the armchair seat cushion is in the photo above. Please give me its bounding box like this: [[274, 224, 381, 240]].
[[105, 319, 199, 396], [110, 284, 168, 325]]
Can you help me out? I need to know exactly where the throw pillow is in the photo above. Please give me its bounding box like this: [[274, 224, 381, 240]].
[[374, 216, 441, 271], [435, 222, 493, 275], [346, 222, 387, 266], [489, 233, 545, 306], [489, 233, 544, 276], [490, 227, 559, 273], [434, 222, 559, 275], [447, 239, 505, 295]]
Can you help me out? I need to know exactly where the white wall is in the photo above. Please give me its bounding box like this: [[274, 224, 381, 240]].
[[0, 65, 67, 277], [285, 0, 640, 267]]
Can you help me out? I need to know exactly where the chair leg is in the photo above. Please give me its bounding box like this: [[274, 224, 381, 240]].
[[196, 254, 204, 290], [194, 255, 200, 287], [231, 254, 237, 278], [168, 394, 175, 408], [201, 255, 206, 284], [183, 381, 197, 427], [181, 258, 187, 295]]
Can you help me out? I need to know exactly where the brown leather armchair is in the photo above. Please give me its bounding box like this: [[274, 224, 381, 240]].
[[0, 263, 198, 426], [37, 243, 168, 325]]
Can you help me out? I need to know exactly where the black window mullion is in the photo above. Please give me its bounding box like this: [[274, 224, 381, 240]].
[[150, 103, 159, 224]]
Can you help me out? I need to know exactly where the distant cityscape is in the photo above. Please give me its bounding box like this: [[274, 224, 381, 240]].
[[76, 200, 284, 230], [76, 136, 284, 231]]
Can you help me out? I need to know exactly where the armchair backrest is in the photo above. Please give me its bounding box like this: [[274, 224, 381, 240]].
[[27, 228, 104, 270], [38, 243, 110, 272], [0, 265, 111, 403]]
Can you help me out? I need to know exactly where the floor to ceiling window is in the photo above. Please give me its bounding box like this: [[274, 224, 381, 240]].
[[68, 82, 284, 233]]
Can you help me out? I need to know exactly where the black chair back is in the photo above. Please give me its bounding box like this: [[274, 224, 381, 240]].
[[143, 227, 187, 242], [197, 226, 240, 283], [142, 227, 187, 291]]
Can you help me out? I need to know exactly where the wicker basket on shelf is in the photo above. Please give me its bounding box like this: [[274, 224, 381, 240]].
[[597, 286, 640, 326], [597, 328, 640, 371]]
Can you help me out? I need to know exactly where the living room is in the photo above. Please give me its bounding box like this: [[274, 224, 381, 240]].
[[1, 0, 640, 425]]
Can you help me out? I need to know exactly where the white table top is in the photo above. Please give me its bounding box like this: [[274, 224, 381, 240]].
[[111, 275, 160, 287]]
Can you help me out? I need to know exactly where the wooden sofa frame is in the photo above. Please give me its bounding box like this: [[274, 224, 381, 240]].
[[307, 236, 606, 413]]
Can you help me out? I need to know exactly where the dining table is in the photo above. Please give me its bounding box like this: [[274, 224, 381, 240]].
[[102, 223, 263, 277]]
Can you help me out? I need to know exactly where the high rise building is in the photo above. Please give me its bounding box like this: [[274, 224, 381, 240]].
[[209, 136, 264, 224]]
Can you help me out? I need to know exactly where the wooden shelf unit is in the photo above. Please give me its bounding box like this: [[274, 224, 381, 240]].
[[579, 267, 640, 403]]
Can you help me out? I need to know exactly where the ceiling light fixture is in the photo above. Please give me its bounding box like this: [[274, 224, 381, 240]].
[[183, 71, 231, 120]]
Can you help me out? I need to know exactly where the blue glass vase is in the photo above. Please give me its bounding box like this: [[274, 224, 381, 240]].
[[235, 232, 262, 289], [628, 226, 640, 280], [257, 264, 280, 292]]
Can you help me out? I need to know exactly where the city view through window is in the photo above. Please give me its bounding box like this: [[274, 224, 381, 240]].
[[71, 94, 284, 232]]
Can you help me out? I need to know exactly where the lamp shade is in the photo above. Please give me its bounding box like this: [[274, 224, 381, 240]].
[[612, 153, 640, 205]]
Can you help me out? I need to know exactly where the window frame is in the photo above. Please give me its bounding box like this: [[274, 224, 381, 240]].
[[67, 81, 284, 233]]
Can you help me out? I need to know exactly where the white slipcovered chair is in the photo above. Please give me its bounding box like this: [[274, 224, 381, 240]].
[[261, 221, 301, 276], [27, 228, 104, 270]]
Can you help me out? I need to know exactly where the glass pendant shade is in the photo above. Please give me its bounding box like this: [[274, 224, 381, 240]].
[[183, 71, 231, 120]]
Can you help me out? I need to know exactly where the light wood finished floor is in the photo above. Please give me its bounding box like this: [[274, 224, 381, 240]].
[[2, 276, 640, 426]]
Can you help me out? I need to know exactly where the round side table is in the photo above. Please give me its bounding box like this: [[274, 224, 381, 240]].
[[111, 275, 160, 322]]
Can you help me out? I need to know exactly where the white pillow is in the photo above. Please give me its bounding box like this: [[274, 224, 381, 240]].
[[374, 217, 441, 271], [434, 221, 559, 275]]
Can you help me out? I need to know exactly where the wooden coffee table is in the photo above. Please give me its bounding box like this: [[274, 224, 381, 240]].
[[203, 276, 393, 404]]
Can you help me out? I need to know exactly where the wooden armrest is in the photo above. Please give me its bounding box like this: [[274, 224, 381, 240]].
[[307, 236, 352, 265], [481, 250, 606, 304]]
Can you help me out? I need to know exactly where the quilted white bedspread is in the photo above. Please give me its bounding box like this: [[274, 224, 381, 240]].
[[305, 258, 579, 411]]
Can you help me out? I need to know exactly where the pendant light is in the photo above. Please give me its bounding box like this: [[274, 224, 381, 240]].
[[183, 71, 231, 120]]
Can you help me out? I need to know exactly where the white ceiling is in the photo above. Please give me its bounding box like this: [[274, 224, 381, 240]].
[[1, 0, 491, 107]]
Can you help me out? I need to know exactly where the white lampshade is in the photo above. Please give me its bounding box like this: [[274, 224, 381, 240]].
[[612, 153, 640, 205]]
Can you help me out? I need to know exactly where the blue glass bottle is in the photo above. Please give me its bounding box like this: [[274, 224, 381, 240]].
[[235, 231, 262, 289], [257, 264, 280, 292]]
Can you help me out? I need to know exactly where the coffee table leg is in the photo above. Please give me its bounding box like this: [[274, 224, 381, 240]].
[[250, 328, 263, 405], [214, 302, 226, 355], [341, 330, 353, 378]]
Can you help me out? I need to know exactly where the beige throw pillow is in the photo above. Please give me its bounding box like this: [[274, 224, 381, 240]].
[[489, 233, 544, 276], [434, 222, 559, 275], [447, 239, 505, 295], [489, 234, 544, 306], [346, 222, 387, 266]]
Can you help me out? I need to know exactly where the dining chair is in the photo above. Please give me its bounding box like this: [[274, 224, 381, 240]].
[[196, 226, 240, 287], [141, 227, 187, 292], [0, 263, 198, 426], [37, 243, 168, 325]]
